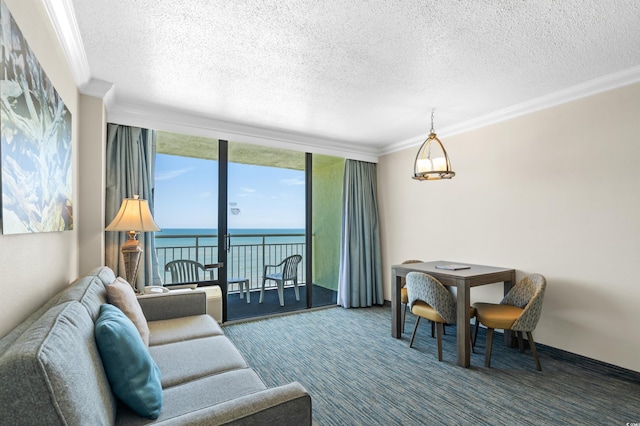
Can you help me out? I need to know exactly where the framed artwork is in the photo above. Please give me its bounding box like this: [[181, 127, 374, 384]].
[[0, 0, 73, 234]]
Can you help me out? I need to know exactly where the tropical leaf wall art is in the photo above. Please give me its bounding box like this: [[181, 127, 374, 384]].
[[0, 0, 73, 234]]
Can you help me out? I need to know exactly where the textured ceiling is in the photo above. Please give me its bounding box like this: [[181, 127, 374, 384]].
[[69, 0, 640, 154]]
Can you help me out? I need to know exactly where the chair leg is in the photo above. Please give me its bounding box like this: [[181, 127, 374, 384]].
[[401, 303, 407, 333], [527, 331, 542, 371], [293, 279, 300, 301], [431, 320, 435, 338], [277, 280, 284, 306], [409, 317, 421, 348], [485, 328, 495, 368], [472, 318, 479, 351], [517, 331, 525, 353], [470, 326, 475, 354], [259, 277, 266, 303], [436, 322, 444, 361]]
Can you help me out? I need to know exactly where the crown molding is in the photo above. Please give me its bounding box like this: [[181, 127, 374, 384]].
[[108, 101, 380, 163], [80, 79, 113, 97], [381, 64, 640, 156], [80, 79, 116, 110], [42, 0, 91, 88]]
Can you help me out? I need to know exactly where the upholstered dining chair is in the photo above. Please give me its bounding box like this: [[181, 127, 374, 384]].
[[406, 272, 475, 362], [260, 254, 302, 307], [472, 273, 547, 371], [400, 259, 424, 333]]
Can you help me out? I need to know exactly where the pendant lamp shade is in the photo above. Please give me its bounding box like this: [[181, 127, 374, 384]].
[[412, 110, 455, 181]]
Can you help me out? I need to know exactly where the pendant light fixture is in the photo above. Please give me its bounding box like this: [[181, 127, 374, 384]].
[[412, 109, 455, 181]]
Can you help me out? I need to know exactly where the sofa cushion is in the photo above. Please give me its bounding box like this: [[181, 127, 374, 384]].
[[106, 277, 150, 346], [0, 299, 56, 358], [55, 274, 108, 321], [95, 304, 162, 419], [115, 368, 267, 425], [137, 291, 207, 321], [149, 335, 248, 388], [0, 301, 115, 425], [148, 314, 224, 346], [90, 265, 118, 287], [0, 268, 112, 357]]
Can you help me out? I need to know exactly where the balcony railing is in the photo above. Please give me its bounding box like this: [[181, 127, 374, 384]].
[[155, 233, 306, 294]]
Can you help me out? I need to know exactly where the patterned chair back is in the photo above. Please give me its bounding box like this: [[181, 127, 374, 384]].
[[400, 259, 423, 287], [502, 273, 547, 332], [406, 272, 457, 324]]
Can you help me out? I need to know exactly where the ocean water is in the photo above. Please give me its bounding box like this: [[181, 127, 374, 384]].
[[155, 228, 305, 248]]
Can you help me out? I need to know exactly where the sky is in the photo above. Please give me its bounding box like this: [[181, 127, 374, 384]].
[[154, 154, 305, 230]]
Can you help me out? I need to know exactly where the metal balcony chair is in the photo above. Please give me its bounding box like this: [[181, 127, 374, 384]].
[[260, 254, 302, 306]]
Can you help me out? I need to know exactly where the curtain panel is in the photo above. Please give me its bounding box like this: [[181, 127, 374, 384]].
[[338, 159, 384, 308], [105, 124, 161, 290]]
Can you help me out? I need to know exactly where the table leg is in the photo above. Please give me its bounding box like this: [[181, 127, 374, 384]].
[[456, 279, 471, 367], [391, 268, 401, 338], [242, 280, 250, 303]]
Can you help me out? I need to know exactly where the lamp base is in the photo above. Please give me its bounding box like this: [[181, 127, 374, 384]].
[[121, 236, 143, 292]]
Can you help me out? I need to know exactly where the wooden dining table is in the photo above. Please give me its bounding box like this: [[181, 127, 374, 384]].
[[391, 261, 516, 367]]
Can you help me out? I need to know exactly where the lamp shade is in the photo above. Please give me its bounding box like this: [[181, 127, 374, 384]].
[[106, 196, 160, 232], [412, 132, 455, 181], [412, 109, 454, 181]]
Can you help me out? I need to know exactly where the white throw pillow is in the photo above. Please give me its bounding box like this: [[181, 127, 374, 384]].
[[106, 277, 150, 346]]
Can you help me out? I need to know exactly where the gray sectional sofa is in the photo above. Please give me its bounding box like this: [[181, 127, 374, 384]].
[[0, 266, 311, 425]]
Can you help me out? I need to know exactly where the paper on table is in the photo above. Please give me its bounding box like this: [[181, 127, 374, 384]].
[[435, 264, 471, 270]]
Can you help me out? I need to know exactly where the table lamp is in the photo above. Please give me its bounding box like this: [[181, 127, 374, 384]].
[[106, 195, 160, 290]]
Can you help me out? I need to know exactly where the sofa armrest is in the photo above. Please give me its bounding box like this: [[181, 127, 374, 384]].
[[137, 291, 207, 321], [154, 382, 311, 426]]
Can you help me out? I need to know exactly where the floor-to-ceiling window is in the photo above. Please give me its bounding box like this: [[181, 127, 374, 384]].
[[154, 133, 218, 284], [153, 131, 339, 321], [225, 141, 306, 320]]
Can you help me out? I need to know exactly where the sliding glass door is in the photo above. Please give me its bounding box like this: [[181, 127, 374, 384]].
[[154, 131, 340, 322], [225, 141, 306, 321]]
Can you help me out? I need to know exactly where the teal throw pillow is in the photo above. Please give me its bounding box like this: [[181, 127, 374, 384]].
[[95, 304, 162, 419]]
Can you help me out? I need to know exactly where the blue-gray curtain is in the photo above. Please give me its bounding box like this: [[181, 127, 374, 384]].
[[338, 159, 383, 308], [105, 124, 161, 290]]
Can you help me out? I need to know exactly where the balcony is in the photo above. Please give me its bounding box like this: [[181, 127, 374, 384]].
[[155, 232, 307, 297]]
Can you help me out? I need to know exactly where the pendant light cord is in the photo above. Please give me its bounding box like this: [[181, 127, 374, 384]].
[[430, 109, 435, 134]]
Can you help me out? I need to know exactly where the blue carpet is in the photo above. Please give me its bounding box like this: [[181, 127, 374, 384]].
[[224, 305, 640, 425]]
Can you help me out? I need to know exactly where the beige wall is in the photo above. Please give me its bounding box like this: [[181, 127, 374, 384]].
[[78, 94, 107, 273], [0, 0, 81, 337], [378, 82, 640, 372]]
